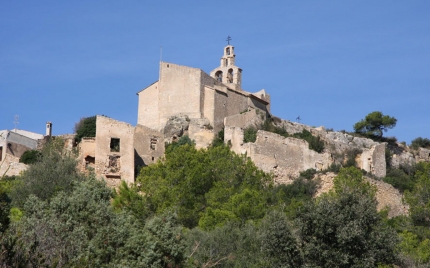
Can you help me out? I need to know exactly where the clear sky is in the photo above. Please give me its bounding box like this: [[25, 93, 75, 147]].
[[1, 1, 429, 143]]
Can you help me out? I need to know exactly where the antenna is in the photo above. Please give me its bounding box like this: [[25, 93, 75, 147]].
[[13, 115, 19, 131]]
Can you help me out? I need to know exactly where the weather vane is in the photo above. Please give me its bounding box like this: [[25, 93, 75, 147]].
[[226, 35, 232, 45]]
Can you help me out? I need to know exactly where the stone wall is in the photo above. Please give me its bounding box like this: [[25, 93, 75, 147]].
[[95, 116, 135, 186], [134, 124, 165, 167], [0, 154, 27, 177], [137, 81, 160, 130], [225, 127, 333, 183]]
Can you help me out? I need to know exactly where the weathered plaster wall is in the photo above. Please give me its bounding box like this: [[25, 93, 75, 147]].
[[158, 62, 202, 128], [134, 124, 165, 167], [188, 118, 214, 149], [95, 116, 135, 186], [137, 81, 159, 130], [224, 109, 265, 129], [77, 138, 96, 171], [225, 127, 332, 183]]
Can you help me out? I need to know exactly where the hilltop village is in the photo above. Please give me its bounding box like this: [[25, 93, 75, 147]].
[[2, 44, 430, 217]]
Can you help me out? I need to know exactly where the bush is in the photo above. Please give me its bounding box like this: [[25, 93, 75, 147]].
[[293, 130, 325, 153], [243, 127, 257, 143], [299, 168, 317, 180], [410, 137, 430, 150], [74, 116, 96, 143], [19, 150, 41, 164]]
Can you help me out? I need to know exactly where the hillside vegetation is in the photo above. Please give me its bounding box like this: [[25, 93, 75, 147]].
[[0, 136, 430, 267]]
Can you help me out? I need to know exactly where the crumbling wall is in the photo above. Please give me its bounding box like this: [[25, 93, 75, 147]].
[[134, 124, 165, 168], [188, 118, 214, 149], [77, 138, 96, 172], [0, 154, 27, 177], [224, 109, 265, 129], [225, 127, 332, 183], [95, 116, 135, 186]]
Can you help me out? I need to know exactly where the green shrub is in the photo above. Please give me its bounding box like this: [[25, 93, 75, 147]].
[[300, 168, 317, 180], [74, 116, 97, 143], [410, 137, 430, 150], [19, 150, 41, 164], [212, 129, 225, 147], [293, 130, 325, 153], [243, 127, 257, 143]]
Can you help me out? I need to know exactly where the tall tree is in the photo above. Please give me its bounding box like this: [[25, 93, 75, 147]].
[[353, 111, 397, 137]]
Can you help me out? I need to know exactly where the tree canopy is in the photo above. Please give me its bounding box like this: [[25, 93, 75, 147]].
[[353, 111, 397, 137], [74, 115, 97, 143]]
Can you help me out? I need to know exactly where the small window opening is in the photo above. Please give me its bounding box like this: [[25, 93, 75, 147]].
[[152, 156, 155, 161], [227, 69, 234, 83], [150, 137, 158, 150], [0, 146, 2, 161], [224, 59, 228, 66], [215, 71, 223, 82], [110, 138, 120, 152], [226, 47, 230, 55], [167, 64, 169, 68]]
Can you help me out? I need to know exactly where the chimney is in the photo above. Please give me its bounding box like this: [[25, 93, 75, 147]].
[[46, 122, 52, 136]]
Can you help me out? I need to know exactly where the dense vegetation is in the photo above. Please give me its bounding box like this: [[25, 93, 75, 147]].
[[74, 115, 97, 143], [1, 136, 430, 266]]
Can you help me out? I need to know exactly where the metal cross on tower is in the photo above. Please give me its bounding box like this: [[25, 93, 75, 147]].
[[13, 115, 19, 131], [226, 35, 232, 45]]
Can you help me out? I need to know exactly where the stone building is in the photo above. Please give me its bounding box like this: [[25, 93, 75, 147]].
[[0, 128, 45, 176]]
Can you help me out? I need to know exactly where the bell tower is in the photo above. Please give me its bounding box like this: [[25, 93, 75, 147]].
[[210, 36, 242, 90]]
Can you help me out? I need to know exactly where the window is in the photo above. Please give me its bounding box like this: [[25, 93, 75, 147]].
[[0, 146, 2, 161], [226, 47, 230, 55], [110, 138, 120, 152], [150, 137, 158, 150], [215, 71, 223, 82]]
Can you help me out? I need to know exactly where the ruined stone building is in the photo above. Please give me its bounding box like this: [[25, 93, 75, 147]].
[[80, 44, 271, 186], [0, 126, 47, 176], [80, 43, 414, 186]]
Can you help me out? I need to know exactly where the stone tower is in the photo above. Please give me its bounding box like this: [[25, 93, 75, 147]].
[[210, 44, 242, 90]]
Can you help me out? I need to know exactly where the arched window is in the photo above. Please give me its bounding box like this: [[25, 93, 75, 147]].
[[224, 59, 228, 66], [226, 47, 230, 55], [227, 69, 234, 83], [215, 71, 223, 82]]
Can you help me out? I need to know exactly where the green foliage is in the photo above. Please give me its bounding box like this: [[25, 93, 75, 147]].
[[383, 168, 415, 193], [0, 176, 15, 232], [259, 117, 289, 137], [259, 211, 302, 268], [74, 115, 97, 143], [292, 129, 325, 153], [186, 211, 302, 268], [10, 138, 85, 208], [19, 150, 41, 164], [112, 180, 151, 222], [404, 162, 430, 227], [243, 127, 257, 143], [299, 168, 317, 180], [399, 231, 430, 265], [297, 167, 399, 267], [165, 135, 194, 153], [353, 111, 397, 138], [211, 128, 225, 147], [137, 143, 272, 228], [6, 178, 185, 267], [410, 137, 430, 150]]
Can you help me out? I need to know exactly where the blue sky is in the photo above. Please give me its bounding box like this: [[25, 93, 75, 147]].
[[1, 1, 429, 143]]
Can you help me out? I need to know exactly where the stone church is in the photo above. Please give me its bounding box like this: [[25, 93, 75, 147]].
[[80, 44, 272, 185]]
